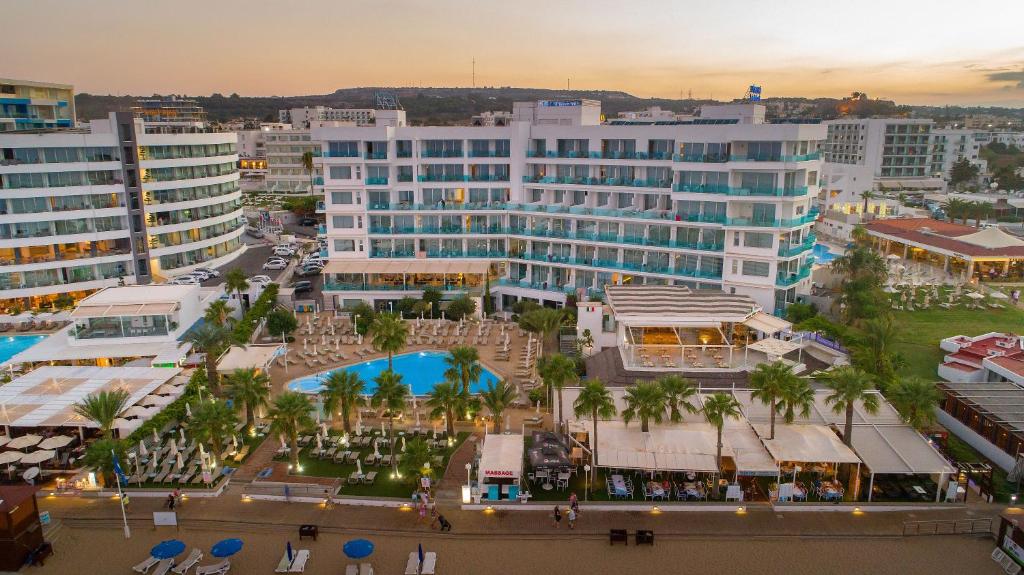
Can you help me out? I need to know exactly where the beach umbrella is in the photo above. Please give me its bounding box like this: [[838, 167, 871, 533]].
[[231, 435, 238, 452], [315, 434, 323, 452], [400, 436, 407, 452], [179, 428, 186, 443], [992, 291, 1010, 300], [6, 434, 41, 450], [211, 538, 244, 558], [373, 438, 381, 458], [356, 415, 363, 436], [169, 437, 178, 454], [176, 451, 184, 471], [432, 422, 437, 436], [138, 440, 148, 458], [37, 435, 73, 450], [342, 432, 350, 446], [199, 442, 206, 460], [343, 539, 374, 560], [286, 541, 293, 563], [185, 403, 193, 418], [321, 422, 328, 437], [356, 459, 363, 476], [150, 540, 186, 560], [381, 421, 386, 436], [153, 427, 160, 444], [0, 451, 23, 464], [313, 344, 317, 355]]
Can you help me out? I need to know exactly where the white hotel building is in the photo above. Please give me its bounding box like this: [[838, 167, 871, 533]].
[[316, 100, 822, 316], [0, 111, 244, 311]]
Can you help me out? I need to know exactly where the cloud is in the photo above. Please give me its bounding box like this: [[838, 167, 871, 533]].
[[986, 67, 1024, 88]]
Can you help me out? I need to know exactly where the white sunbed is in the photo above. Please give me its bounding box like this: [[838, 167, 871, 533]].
[[288, 550, 310, 573], [275, 552, 292, 573], [194, 559, 230, 575], [133, 556, 160, 573], [359, 563, 374, 575], [151, 559, 175, 575], [404, 552, 436, 575], [172, 549, 203, 574], [345, 566, 358, 575]]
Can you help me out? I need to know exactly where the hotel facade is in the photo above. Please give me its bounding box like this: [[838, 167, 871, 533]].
[[316, 100, 822, 315], [0, 110, 244, 311]]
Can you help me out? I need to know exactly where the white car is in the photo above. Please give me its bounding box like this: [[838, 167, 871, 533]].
[[249, 275, 272, 285], [169, 276, 200, 285], [194, 267, 220, 278], [273, 246, 296, 257], [263, 259, 288, 271], [187, 270, 213, 281]]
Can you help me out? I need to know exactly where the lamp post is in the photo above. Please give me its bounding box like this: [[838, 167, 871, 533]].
[[584, 464, 592, 501]]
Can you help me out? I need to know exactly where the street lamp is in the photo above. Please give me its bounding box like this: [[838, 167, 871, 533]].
[[584, 464, 592, 501], [462, 462, 473, 504]]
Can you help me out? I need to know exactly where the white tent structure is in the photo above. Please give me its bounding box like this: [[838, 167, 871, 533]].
[[479, 434, 525, 499], [594, 420, 725, 473], [216, 344, 285, 375]]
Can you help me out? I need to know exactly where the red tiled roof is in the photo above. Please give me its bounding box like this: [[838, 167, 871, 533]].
[[948, 351, 985, 366], [941, 362, 979, 373], [988, 355, 1024, 378], [864, 218, 1024, 257]]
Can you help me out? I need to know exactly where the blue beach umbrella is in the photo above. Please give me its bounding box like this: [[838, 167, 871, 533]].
[[211, 538, 244, 558], [343, 539, 375, 559], [286, 541, 293, 562], [418, 543, 424, 564], [150, 539, 186, 560]]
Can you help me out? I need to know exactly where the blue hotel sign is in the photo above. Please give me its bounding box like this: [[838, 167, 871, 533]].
[[540, 100, 582, 107]]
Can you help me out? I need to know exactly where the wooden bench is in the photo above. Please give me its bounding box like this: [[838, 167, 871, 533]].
[[636, 529, 655, 546]]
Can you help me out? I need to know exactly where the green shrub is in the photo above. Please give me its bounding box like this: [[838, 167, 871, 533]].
[[232, 283, 279, 344]]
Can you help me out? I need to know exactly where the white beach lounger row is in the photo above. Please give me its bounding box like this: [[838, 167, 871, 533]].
[[275, 549, 310, 573]]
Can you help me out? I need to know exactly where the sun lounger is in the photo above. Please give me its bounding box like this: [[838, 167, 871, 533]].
[[171, 548, 203, 574], [288, 550, 310, 572], [346, 566, 358, 575], [194, 559, 230, 575], [151, 559, 175, 575], [362, 471, 377, 485], [405, 553, 419, 575], [275, 552, 292, 573], [134, 556, 161, 573], [359, 564, 374, 575]]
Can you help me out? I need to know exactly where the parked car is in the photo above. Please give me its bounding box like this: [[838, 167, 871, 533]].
[[262, 259, 288, 271], [298, 217, 318, 226], [193, 267, 220, 278], [296, 266, 323, 277], [245, 225, 264, 238], [292, 280, 313, 294], [169, 276, 200, 285], [273, 246, 296, 257], [187, 270, 213, 281], [249, 275, 272, 285]]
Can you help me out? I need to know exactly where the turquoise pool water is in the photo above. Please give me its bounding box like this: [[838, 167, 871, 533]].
[[0, 335, 45, 364], [287, 351, 502, 395], [813, 243, 842, 265]]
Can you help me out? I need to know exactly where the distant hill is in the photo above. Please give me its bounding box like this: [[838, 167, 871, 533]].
[[73, 87, 1024, 125]]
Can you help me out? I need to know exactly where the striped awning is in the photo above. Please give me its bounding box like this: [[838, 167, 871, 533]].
[[605, 285, 758, 324], [69, 302, 179, 318]]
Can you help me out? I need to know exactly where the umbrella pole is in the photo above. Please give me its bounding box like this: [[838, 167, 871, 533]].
[[112, 449, 131, 539]]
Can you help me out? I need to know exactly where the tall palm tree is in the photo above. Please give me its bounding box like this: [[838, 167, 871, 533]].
[[268, 391, 315, 469], [536, 353, 578, 425], [854, 315, 902, 387], [518, 308, 566, 356], [399, 438, 432, 482], [480, 380, 517, 433], [657, 374, 698, 423], [940, 197, 970, 225], [859, 190, 875, 216], [776, 377, 815, 427], [749, 361, 799, 439], [204, 299, 234, 326], [73, 389, 130, 439], [823, 366, 880, 447], [572, 378, 616, 488], [191, 400, 239, 459], [371, 369, 409, 476], [621, 382, 667, 433], [83, 438, 127, 486], [369, 313, 408, 371], [426, 379, 464, 436], [443, 346, 482, 396], [301, 150, 316, 196], [226, 367, 270, 431], [182, 324, 231, 392], [224, 268, 250, 309], [321, 370, 365, 433], [701, 393, 743, 475], [888, 376, 942, 430]]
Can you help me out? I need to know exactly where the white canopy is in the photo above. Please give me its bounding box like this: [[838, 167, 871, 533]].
[[480, 434, 524, 480], [20, 449, 56, 464], [723, 419, 778, 475], [37, 435, 74, 450], [745, 338, 802, 357], [743, 312, 792, 336], [217, 345, 284, 373], [848, 424, 956, 475], [0, 451, 23, 464], [754, 424, 861, 464], [6, 434, 42, 449], [957, 226, 1024, 249], [594, 420, 727, 473]]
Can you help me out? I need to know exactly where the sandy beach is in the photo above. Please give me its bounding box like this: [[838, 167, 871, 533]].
[[35, 524, 1000, 575]]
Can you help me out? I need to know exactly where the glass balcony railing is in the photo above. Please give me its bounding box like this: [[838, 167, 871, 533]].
[[507, 253, 723, 280], [776, 265, 813, 286], [313, 176, 324, 185], [673, 184, 809, 197], [364, 152, 388, 160], [727, 211, 817, 228], [521, 175, 671, 188], [421, 150, 464, 158], [468, 150, 511, 158], [397, 174, 414, 182], [418, 174, 468, 182], [324, 281, 476, 292], [323, 150, 359, 158], [778, 235, 816, 257], [365, 177, 389, 185], [368, 249, 415, 258], [672, 153, 729, 163], [729, 152, 821, 162]]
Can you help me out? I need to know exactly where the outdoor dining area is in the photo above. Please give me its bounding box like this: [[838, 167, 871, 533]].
[[0, 432, 80, 485]]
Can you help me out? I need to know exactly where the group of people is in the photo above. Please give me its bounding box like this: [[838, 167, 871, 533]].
[[412, 487, 451, 532], [164, 488, 181, 510], [552, 492, 581, 530]]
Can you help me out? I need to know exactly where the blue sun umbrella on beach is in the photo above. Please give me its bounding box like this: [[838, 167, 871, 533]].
[[211, 538, 244, 558], [150, 539, 186, 560], [343, 539, 374, 559]]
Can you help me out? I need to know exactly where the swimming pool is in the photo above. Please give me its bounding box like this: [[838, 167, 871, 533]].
[[0, 335, 45, 364], [813, 243, 842, 265], [287, 351, 502, 396]]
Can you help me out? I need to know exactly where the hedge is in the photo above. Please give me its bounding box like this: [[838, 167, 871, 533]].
[[232, 283, 279, 344], [124, 369, 205, 444]]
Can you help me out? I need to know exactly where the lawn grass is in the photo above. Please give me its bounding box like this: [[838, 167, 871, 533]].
[[286, 431, 469, 499]]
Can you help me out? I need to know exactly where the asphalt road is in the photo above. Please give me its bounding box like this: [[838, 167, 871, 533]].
[[202, 236, 324, 302]]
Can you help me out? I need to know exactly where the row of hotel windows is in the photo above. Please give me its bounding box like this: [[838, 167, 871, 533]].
[[1, 146, 118, 164], [140, 143, 236, 160], [145, 181, 239, 205], [1, 169, 121, 189], [142, 161, 236, 183]]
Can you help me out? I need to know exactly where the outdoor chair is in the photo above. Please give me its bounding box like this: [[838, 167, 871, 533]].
[[171, 549, 203, 574], [133, 556, 160, 573], [363, 471, 377, 485], [359, 563, 374, 575], [609, 529, 628, 545], [150, 559, 174, 575], [194, 560, 229, 575], [636, 530, 655, 546]]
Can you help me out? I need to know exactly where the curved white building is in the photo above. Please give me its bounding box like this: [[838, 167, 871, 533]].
[[0, 112, 244, 311]]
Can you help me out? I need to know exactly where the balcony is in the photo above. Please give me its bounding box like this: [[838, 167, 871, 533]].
[[468, 174, 511, 182], [396, 150, 413, 158], [522, 175, 671, 188], [323, 150, 360, 158], [729, 152, 821, 162], [418, 174, 468, 182], [468, 150, 511, 158], [369, 249, 415, 258], [496, 277, 576, 294], [365, 177, 389, 185], [776, 264, 813, 286], [778, 235, 816, 257], [421, 150, 464, 158], [672, 153, 729, 163], [425, 250, 466, 258], [364, 152, 388, 160], [727, 212, 817, 228], [673, 184, 809, 197], [313, 176, 324, 185]]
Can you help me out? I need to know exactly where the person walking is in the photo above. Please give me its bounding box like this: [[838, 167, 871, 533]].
[[165, 493, 175, 509], [172, 488, 181, 508], [552, 505, 562, 528], [569, 492, 579, 515], [429, 502, 439, 529], [567, 507, 577, 530]]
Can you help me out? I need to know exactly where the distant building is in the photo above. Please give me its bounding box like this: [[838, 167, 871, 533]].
[[0, 78, 75, 131], [264, 127, 320, 195], [132, 96, 208, 132], [931, 128, 987, 184], [279, 106, 375, 128], [615, 106, 693, 123], [470, 111, 513, 126], [235, 123, 288, 192], [937, 332, 1024, 386]]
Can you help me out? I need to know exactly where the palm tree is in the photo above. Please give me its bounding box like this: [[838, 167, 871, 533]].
[[191, 399, 239, 459], [83, 438, 127, 487], [443, 346, 482, 396], [888, 377, 942, 429], [701, 393, 743, 475], [321, 370, 365, 433], [301, 150, 316, 196], [854, 315, 901, 386], [371, 369, 409, 476], [226, 368, 270, 431], [480, 380, 517, 433], [859, 190, 875, 216], [73, 389, 130, 439], [776, 377, 815, 427], [940, 197, 970, 225], [621, 382, 667, 433], [823, 366, 880, 447], [268, 391, 315, 469], [204, 299, 234, 326], [426, 379, 464, 436], [657, 374, 698, 423], [399, 438, 432, 482], [572, 378, 616, 488], [369, 313, 408, 371], [518, 308, 566, 356], [224, 268, 250, 313], [536, 353, 578, 425], [182, 324, 232, 392], [749, 361, 799, 439]]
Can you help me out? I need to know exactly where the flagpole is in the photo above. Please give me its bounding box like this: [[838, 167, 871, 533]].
[[112, 449, 131, 539]]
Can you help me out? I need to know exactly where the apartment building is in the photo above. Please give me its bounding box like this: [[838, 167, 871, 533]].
[[235, 123, 288, 192], [316, 100, 822, 315], [0, 78, 75, 132], [280, 106, 375, 129], [931, 127, 987, 183], [132, 97, 208, 133], [0, 112, 243, 311], [264, 128, 321, 195]]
